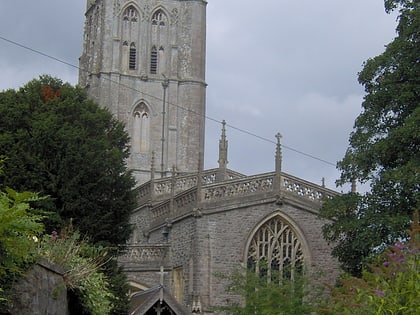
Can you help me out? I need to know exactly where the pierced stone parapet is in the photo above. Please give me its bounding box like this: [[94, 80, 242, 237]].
[[135, 182, 152, 204], [150, 188, 198, 226], [202, 174, 274, 201], [150, 169, 231, 199], [154, 181, 172, 195], [174, 188, 197, 216], [175, 176, 198, 193], [282, 175, 336, 202], [119, 245, 169, 263], [151, 201, 171, 225], [145, 171, 338, 229]]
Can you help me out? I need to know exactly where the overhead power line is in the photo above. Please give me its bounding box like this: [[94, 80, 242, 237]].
[[0, 35, 337, 167]]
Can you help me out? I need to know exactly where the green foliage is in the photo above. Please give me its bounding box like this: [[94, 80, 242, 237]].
[[217, 267, 320, 315], [0, 75, 136, 245], [103, 259, 131, 315], [38, 227, 115, 315], [0, 185, 44, 303], [319, 1, 420, 275], [319, 211, 420, 314]]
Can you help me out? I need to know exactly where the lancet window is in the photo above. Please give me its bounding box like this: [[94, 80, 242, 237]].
[[150, 9, 168, 75], [247, 216, 304, 283], [123, 5, 138, 22], [132, 103, 150, 153], [152, 10, 167, 26], [121, 5, 140, 71]]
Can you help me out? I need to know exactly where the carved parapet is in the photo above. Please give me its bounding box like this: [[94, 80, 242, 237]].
[[118, 244, 170, 266], [151, 201, 171, 226], [135, 182, 152, 205], [174, 188, 197, 217], [152, 169, 229, 199], [225, 169, 246, 180], [201, 174, 274, 201], [201, 171, 217, 185], [282, 174, 337, 203], [154, 180, 172, 196], [175, 176, 198, 193]]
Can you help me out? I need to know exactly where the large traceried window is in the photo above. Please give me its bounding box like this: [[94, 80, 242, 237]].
[[247, 215, 304, 283], [132, 103, 150, 154]]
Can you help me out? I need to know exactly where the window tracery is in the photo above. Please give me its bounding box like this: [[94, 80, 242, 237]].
[[123, 5, 138, 22], [150, 9, 168, 75], [247, 216, 304, 282], [132, 103, 150, 153], [121, 5, 140, 71], [152, 10, 167, 26]]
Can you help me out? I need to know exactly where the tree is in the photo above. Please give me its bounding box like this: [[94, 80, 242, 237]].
[[319, 211, 420, 315], [319, 0, 420, 275], [217, 267, 321, 315], [0, 158, 45, 308], [0, 188, 44, 305], [0, 76, 136, 246]]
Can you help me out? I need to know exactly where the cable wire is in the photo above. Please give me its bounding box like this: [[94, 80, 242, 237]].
[[0, 34, 337, 167]]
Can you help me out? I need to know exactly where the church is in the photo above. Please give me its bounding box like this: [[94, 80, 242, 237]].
[[78, 1, 339, 314]]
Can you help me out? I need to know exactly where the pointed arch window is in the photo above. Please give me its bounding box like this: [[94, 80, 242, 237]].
[[152, 10, 167, 26], [121, 6, 140, 71], [247, 216, 304, 283], [132, 103, 150, 154], [123, 5, 138, 22], [150, 9, 168, 75]]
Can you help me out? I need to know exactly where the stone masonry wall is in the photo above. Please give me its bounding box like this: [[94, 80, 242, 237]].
[[9, 260, 68, 315]]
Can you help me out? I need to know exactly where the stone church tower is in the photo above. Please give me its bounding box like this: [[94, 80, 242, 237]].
[[79, 1, 339, 315], [79, 0, 207, 184]]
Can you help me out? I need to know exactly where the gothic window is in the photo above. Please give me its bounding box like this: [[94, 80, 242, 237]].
[[123, 5, 138, 22], [121, 5, 140, 71], [150, 9, 168, 75], [129, 42, 137, 70], [152, 10, 167, 26], [150, 46, 158, 74], [247, 216, 304, 283], [132, 103, 150, 153]]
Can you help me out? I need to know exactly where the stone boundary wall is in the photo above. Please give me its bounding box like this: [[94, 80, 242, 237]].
[[9, 260, 68, 315]]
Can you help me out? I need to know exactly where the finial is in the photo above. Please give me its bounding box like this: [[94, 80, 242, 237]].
[[218, 120, 228, 171], [322, 177, 325, 188], [221, 120, 226, 140], [151, 151, 155, 180], [275, 132, 282, 174]]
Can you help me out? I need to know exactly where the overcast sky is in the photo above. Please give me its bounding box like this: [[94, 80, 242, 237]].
[[0, 1, 398, 191]]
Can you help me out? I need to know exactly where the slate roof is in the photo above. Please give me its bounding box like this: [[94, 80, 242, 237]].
[[130, 285, 190, 315]]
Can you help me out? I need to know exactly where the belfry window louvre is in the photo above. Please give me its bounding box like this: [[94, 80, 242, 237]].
[[247, 216, 304, 283], [129, 43, 136, 70], [150, 46, 158, 74]]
